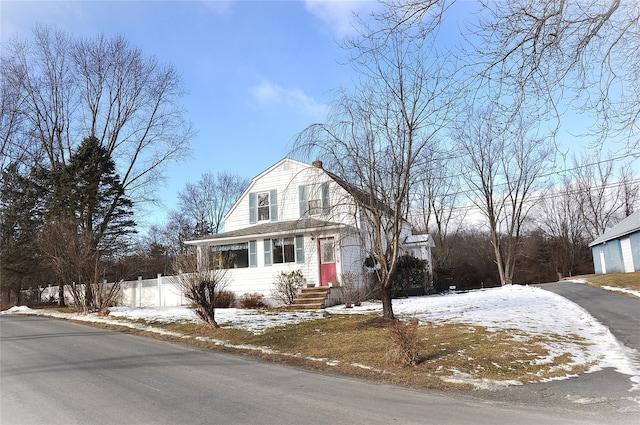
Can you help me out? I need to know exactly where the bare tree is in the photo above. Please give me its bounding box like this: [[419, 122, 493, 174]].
[[177, 171, 249, 237], [1, 25, 192, 202], [1, 26, 191, 305], [294, 4, 454, 319], [375, 1, 639, 152], [38, 215, 121, 313], [173, 252, 229, 328], [411, 143, 465, 280], [533, 180, 591, 278], [468, 0, 640, 147], [570, 152, 640, 240], [453, 105, 554, 286]]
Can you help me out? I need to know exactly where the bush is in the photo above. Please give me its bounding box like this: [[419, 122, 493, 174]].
[[214, 290, 236, 308], [387, 318, 420, 366], [271, 270, 306, 305], [390, 255, 432, 298], [338, 272, 375, 308], [239, 292, 267, 309], [174, 253, 230, 327]]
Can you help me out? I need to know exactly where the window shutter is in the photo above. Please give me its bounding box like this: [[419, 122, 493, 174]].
[[321, 182, 330, 215], [270, 189, 278, 221], [263, 239, 272, 266], [249, 240, 257, 268], [298, 185, 307, 217], [295, 235, 305, 264], [249, 192, 257, 224]]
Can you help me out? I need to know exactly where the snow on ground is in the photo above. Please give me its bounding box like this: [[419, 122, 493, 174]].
[[3, 284, 639, 391], [601, 286, 640, 299], [564, 277, 640, 299]]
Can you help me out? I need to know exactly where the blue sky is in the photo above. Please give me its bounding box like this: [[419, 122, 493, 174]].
[[1, 0, 386, 225], [2, 1, 632, 228]]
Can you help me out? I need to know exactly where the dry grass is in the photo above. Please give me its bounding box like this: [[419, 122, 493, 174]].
[[127, 313, 591, 390], [570, 272, 640, 297]]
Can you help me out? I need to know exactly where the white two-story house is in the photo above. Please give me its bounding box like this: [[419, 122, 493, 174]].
[[184, 158, 434, 304]]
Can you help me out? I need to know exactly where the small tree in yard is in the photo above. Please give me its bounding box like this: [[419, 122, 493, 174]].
[[271, 270, 306, 305], [174, 253, 229, 328], [387, 318, 421, 367]]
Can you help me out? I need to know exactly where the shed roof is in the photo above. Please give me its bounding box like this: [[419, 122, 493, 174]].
[[589, 210, 640, 247]]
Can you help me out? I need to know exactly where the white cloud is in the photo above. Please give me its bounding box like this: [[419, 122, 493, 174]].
[[251, 80, 328, 118], [200, 0, 234, 16], [303, 0, 380, 37]]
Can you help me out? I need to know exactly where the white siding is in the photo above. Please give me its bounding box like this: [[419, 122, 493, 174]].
[[186, 158, 435, 303], [225, 159, 357, 232]]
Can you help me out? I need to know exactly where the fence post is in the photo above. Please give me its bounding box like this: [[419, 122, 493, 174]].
[[157, 274, 162, 307], [138, 276, 142, 307]]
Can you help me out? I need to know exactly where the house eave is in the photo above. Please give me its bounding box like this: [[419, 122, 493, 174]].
[[184, 218, 348, 246]]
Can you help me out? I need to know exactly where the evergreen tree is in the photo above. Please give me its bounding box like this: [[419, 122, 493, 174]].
[[0, 163, 47, 306], [39, 135, 135, 312]]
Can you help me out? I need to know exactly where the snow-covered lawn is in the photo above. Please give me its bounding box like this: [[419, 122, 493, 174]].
[[4, 284, 639, 391]]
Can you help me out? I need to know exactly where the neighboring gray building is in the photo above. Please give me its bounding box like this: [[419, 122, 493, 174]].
[[589, 210, 640, 274]]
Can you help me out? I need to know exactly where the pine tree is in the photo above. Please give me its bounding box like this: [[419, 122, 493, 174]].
[[0, 163, 47, 306], [39, 136, 135, 312]]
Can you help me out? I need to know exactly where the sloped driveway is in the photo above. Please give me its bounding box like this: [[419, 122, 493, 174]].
[[474, 280, 640, 420], [539, 281, 640, 351]]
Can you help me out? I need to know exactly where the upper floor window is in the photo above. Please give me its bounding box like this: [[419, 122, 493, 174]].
[[249, 189, 278, 224], [257, 192, 270, 221], [299, 182, 329, 217]]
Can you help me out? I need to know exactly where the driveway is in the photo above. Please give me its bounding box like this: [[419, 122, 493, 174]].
[[538, 280, 640, 351], [472, 280, 640, 419]]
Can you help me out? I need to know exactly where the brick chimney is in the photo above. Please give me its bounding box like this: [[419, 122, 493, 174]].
[[312, 160, 323, 169]]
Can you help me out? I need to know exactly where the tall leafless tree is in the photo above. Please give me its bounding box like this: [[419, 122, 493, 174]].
[[411, 143, 465, 280], [468, 0, 640, 148], [384, 0, 639, 150], [453, 105, 554, 286], [294, 3, 455, 319], [1, 25, 193, 202], [1, 25, 192, 300], [569, 152, 640, 240], [177, 171, 249, 237]]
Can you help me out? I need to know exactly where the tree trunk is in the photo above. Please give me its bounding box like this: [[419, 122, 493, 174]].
[[380, 286, 395, 319], [58, 283, 65, 307]]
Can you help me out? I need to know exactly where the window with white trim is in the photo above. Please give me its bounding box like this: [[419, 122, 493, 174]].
[[257, 192, 270, 221], [210, 243, 249, 269], [264, 235, 305, 266], [299, 183, 329, 217], [272, 237, 295, 263]]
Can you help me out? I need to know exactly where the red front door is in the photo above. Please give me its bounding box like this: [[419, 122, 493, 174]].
[[318, 237, 336, 287]]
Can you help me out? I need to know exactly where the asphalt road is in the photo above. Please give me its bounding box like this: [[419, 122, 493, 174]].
[[0, 315, 620, 425]]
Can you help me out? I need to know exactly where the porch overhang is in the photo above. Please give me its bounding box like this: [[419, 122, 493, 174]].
[[184, 218, 347, 247]]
